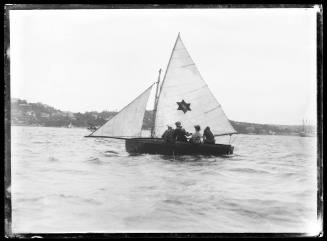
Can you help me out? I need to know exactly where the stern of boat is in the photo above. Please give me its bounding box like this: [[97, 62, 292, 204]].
[[228, 145, 234, 155]]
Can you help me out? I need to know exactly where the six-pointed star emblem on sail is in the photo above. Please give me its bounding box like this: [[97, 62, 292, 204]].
[[177, 100, 191, 113]]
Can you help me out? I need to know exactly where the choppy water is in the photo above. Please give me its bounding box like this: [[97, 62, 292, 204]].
[[10, 126, 318, 233]]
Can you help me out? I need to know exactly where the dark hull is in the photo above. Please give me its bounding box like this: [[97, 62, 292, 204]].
[[299, 132, 315, 137], [125, 138, 234, 156]]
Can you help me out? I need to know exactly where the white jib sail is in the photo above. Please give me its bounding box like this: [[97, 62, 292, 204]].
[[90, 85, 153, 138], [154, 34, 236, 137]]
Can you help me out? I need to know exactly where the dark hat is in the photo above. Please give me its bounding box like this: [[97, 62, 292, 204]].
[[194, 125, 201, 130]]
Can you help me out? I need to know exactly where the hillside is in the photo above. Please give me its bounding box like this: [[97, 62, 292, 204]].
[[10, 98, 310, 136], [10, 98, 154, 130]]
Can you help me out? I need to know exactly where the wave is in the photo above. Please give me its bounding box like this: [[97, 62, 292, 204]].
[[58, 194, 102, 205], [85, 157, 102, 164], [163, 199, 184, 205], [280, 153, 305, 159], [58, 169, 89, 175], [229, 167, 271, 174], [234, 208, 268, 219], [16, 196, 44, 202], [95, 139, 114, 144], [103, 150, 120, 157], [32, 140, 51, 144], [159, 155, 217, 163], [48, 156, 60, 162], [279, 171, 300, 177]]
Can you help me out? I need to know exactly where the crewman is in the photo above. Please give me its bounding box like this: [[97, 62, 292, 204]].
[[161, 125, 175, 143], [203, 126, 215, 144], [189, 125, 202, 144], [173, 121, 190, 142]]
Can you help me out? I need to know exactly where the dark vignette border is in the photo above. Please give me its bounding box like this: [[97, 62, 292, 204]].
[[316, 5, 324, 239], [2, 4, 322, 10], [4, 4, 12, 238], [3, 3, 323, 239]]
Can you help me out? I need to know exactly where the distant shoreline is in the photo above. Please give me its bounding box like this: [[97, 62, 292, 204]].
[[10, 98, 315, 137]]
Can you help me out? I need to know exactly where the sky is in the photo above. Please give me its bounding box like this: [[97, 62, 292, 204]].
[[9, 8, 318, 125]]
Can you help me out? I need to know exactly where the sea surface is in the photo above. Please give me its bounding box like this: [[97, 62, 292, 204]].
[[10, 126, 318, 233]]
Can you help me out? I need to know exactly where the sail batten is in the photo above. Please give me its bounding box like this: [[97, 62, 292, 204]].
[[90, 85, 153, 138], [154, 35, 236, 137]]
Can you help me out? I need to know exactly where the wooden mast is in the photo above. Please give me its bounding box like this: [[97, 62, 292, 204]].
[[151, 34, 180, 138], [151, 69, 162, 137]]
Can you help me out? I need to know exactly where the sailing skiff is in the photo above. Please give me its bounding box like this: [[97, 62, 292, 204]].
[[86, 33, 237, 156], [299, 119, 315, 137]]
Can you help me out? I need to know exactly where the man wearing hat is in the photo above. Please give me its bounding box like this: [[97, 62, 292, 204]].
[[173, 121, 190, 142]]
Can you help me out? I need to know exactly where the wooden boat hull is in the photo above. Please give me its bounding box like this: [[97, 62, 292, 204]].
[[125, 138, 234, 156]]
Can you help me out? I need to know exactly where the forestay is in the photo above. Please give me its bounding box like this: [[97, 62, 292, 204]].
[[154, 34, 236, 137], [90, 85, 153, 138]]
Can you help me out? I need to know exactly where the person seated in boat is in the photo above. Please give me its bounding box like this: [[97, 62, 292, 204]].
[[161, 125, 175, 143], [189, 125, 202, 144], [203, 126, 215, 144], [173, 121, 191, 142]]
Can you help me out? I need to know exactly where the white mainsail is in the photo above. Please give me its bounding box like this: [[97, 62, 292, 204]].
[[90, 85, 153, 138], [154, 34, 236, 137]]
